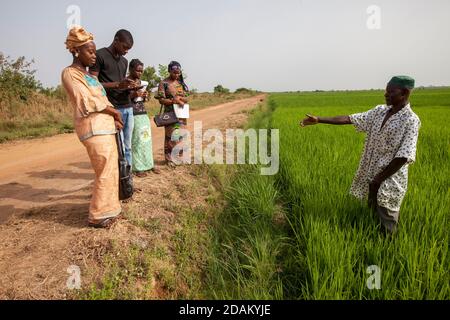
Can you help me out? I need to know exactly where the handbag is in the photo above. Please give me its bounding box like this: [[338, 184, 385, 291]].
[[153, 104, 179, 127], [116, 132, 134, 200], [153, 82, 179, 127]]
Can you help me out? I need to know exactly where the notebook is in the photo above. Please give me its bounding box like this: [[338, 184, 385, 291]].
[[173, 104, 190, 119]]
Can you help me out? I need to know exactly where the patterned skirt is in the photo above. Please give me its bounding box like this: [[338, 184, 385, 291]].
[[164, 118, 187, 163], [132, 114, 154, 172]]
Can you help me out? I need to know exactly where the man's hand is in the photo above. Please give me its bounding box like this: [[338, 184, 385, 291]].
[[300, 114, 319, 127]]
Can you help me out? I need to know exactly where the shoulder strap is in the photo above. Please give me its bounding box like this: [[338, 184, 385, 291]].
[[116, 132, 126, 161], [158, 81, 170, 114]]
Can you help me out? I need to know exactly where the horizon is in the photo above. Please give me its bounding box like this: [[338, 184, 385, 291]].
[[1, 0, 450, 92]]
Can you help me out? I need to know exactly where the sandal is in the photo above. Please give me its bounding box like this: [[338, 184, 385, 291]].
[[166, 161, 177, 168], [88, 215, 120, 229]]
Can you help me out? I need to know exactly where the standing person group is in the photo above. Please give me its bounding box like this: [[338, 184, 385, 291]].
[[62, 26, 187, 228], [62, 26, 420, 235]]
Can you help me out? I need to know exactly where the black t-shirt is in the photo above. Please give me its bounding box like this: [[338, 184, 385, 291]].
[[90, 47, 130, 107]]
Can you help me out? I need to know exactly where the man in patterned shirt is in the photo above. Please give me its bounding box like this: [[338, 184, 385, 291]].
[[300, 76, 421, 234]]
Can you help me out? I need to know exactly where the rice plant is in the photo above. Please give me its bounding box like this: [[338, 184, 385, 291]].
[[269, 89, 449, 299]]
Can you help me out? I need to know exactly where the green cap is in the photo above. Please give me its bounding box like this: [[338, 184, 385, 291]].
[[388, 76, 415, 89]]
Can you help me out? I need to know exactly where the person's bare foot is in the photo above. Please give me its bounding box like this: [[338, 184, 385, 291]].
[[151, 167, 161, 174], [134, 171, 148, 178]]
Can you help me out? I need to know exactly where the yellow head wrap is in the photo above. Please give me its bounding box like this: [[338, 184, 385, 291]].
[[65, 26, 94, 53]]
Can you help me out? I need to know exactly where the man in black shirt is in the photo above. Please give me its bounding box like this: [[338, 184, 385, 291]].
[[91, 29, 138, 166]]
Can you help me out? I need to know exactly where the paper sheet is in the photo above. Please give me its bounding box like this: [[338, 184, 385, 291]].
[[135, 80, 149, 102], [173, 104, 190, 119]]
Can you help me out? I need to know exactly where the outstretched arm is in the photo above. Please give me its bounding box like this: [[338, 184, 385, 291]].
[[300, 114, 351, 127]]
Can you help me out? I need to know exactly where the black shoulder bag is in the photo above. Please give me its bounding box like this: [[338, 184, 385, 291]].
[[153, 82, 179, 127], [116, 132, 134, 200]]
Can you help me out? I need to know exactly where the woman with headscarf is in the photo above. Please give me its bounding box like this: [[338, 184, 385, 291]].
[[127, 59, 160, 176], [61, 26, 124, 228], [155, 61, 190, 166]]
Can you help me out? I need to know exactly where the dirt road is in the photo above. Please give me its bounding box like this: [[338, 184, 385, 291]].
[[0, 95, 264, 299], [0, 95, 264, 223]]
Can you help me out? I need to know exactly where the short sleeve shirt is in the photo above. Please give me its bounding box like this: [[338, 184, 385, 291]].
[[155, 79, 189, 113], [349, 104, 421, 211], [155, 79, 189, 99], [90, 48, 130, 107], [61, 67, 116, 141]]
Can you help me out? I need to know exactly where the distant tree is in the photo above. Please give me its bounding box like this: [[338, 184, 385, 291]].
[[39, 85, 67, 101], [0, 52, 41, 102], [214, 84, 230, 94], [141, 66, 161, 90], [234, 87, 253, 94], [157, 64, 169, 80]]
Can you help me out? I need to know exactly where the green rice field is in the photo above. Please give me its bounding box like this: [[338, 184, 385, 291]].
[[208, 88, 449, 300]]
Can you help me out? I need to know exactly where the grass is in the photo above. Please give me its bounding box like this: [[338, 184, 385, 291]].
[[204, 88, 449, 300], [204, 103, 289, 300], [81, 241, 156, 300], [0, 92, 74, 143], [271, 89, 449, 299], [77, 168, 221, 300]]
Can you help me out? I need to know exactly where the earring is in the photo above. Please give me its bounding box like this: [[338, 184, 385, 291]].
[[75, 52, 79, 58]]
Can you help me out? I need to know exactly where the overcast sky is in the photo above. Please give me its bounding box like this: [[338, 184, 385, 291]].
[[1, 0, 449, 92]]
